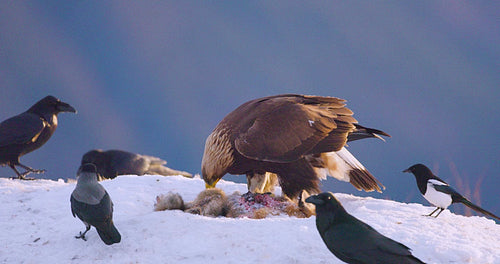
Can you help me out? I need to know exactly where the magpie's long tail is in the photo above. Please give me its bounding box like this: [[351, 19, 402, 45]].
[[459, 198, 500, 221]]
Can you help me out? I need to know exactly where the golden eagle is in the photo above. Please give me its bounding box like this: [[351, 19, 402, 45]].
[[202, 94, 389, 200]]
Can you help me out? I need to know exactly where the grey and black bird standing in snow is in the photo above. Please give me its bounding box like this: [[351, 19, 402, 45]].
[[306, 192, 425, 264], [404, 163, 500, 220], [81, 149, 193, 180], [71, 163, 121, 245], [0, 95, 76, 179], [202, 94, 389, 201]]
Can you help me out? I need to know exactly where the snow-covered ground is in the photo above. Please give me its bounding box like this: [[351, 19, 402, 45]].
[[1, 175, 499, 264]]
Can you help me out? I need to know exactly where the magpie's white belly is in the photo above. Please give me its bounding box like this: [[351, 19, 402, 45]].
[[424, 183, 452, 208]]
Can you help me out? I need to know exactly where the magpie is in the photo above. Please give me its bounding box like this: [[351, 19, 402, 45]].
[[71, 163, 121, 245], [404, 163, 500, 220], [306, 192, 425, 264], [0, 96, 76, 179]]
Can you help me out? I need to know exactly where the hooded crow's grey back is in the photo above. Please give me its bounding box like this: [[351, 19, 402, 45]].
[[306, 192, 425, 264], [81, 149, 192, 180], [0, 95, 76, 179], [71, 163, 121, 245]]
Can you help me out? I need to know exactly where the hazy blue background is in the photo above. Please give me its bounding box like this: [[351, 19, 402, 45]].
[[1, 1, 499, 216]]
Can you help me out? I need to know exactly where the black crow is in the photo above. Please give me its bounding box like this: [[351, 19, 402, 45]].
[[71, 163, 121, 245], [81, 149, 192, 180], [0, 95, 76, 179], [202, 94, 389, 201], [404, 163, 500, 220], [306, 192, 425, 264]]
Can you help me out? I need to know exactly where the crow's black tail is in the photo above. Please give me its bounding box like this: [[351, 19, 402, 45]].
[[347, 124, 391, 142], [459, 198, 500, 221], [96, 221, 121, 245]]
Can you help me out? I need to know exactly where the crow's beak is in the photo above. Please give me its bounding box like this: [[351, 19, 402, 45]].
[[403, 168, 410, 173], [305, 195, 324, 205], [57, 101, 77, 114]]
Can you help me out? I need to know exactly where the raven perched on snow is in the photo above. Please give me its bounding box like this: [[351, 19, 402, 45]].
[[71, 163, 121, 245], [0, 96, 76, 179], [306, 192, 425, 264], [81, 149, 193, 180]]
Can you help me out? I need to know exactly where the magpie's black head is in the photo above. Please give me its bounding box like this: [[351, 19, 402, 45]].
[[28, 95, 77, 116], [403, 163, 434, 180]]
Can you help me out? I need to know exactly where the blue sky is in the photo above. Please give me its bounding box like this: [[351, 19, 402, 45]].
[[1, 1, 499, 215]]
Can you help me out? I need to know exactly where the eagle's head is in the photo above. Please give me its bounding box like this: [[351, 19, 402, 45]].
[[201, 128, 234, 189]]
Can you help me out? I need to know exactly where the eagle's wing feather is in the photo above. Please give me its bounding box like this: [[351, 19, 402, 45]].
[[234, 95, 355, 162]]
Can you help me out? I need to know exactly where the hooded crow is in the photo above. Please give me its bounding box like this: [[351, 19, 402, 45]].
[[202, 94, 389, 201], [0, 95, 76, 179], [71, 163, 121, 245], [404, 163, 500, 220], [306, 192, 425, 264], [81, 149, 192, 180]]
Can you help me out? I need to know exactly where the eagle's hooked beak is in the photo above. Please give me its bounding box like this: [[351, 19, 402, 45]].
[[205, 178, 220, 189]]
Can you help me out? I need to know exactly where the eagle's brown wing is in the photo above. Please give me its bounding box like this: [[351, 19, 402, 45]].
[[233, 95, 357, 162]]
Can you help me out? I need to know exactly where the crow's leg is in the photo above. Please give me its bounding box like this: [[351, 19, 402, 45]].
[[9, 164, 36, 180], [18, 163, 46, 175], [9, 164, 24, 179], [75, 225, 91, 241]]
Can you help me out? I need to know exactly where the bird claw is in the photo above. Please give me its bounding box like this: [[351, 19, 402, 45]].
[[16, 168, 45, 180], [18, 177, 37, 181], [22, 168, 45, 176], [75, 236, 87, 241], [422, 214, 439, 218], [75, 232, 87, 241], [11, 174, 36, 181]]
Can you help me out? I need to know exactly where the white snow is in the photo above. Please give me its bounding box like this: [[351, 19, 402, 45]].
[[1, 175, 499, 264]]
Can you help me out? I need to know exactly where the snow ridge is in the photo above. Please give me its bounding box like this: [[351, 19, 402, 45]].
[[1, 175, 499, 263]]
